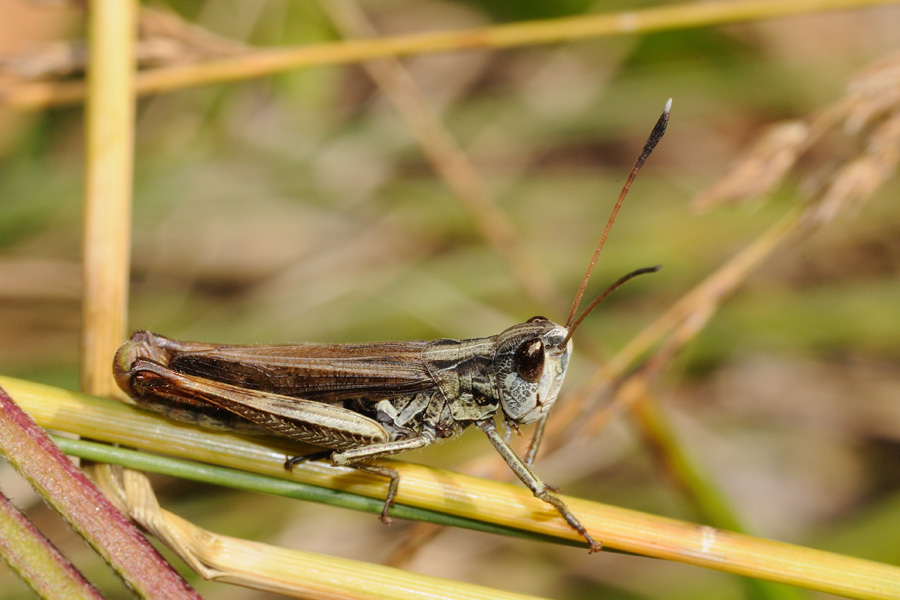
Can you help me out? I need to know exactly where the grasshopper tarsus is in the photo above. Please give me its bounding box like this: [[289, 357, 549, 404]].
[[353, 463, 401, 524], [535, 488, 602, 553], [283, 450, 331, 471], [537, 484, 601, 552]]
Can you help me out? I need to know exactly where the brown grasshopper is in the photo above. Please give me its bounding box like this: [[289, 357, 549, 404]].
[[113, 100, 671, 553]]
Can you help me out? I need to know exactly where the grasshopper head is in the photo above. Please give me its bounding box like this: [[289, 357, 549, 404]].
[[494, 316, 572, 425]]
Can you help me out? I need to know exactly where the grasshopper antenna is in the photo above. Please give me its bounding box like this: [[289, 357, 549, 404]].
[[564, 98, 671, 342], [564, 265, 661, 343]]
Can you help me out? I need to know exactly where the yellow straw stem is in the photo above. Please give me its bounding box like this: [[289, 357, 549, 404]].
[[81, 0, 136, 397], [5, 0, 898, 111], [4, 375, 900, 600]]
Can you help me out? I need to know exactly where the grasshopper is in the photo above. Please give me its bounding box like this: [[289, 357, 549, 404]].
[[113, 100, 670, 553]]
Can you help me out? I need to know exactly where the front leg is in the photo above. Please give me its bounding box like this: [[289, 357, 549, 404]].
[[478, 419, 601, 553]]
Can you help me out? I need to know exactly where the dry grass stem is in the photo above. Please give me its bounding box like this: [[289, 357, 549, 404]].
[[692, 122, 809, 210], [92, 467, 547, 600], [810, 108, 900, 224], [699, 50, 900, 222], [80, 0, 136, 397], [0, 6, 245, 81], [4, 0, 899, 111], [487, 57, 900, 599]]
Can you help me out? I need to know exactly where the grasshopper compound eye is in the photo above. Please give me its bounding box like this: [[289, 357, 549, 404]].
[[513, 337, 545, 383]]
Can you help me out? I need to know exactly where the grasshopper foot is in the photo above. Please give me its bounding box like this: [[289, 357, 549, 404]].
[[585, 533, 603, 554], [536, 487, 602, 553], [284, 450, 331, 471], [354, 463, 400, 525]]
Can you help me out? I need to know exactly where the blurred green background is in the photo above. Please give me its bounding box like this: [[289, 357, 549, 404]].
[[1, 1, 899, 599]]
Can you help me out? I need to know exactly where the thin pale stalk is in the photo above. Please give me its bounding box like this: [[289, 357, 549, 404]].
[[77, 4, 199, 596], [5, 0, 898, 111], [82, 0, 136, 398]]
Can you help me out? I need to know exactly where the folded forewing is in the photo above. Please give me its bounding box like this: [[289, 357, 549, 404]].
[[167, 341, 441, 401]]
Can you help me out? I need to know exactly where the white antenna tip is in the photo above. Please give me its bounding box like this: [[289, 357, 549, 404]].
[[664, 98, 673, 114]]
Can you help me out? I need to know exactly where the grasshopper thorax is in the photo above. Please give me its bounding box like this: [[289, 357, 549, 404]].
[[493, 316, 572, 425]]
